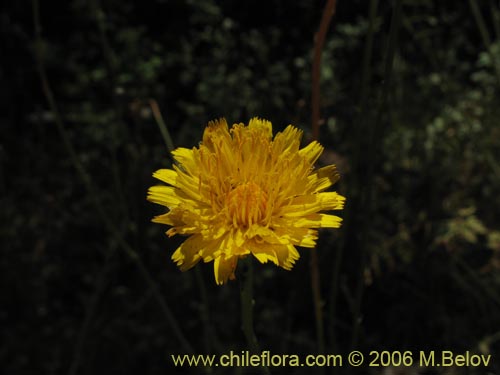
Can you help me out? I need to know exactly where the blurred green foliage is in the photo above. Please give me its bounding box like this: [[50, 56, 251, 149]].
[[2, 0, 500, 374]]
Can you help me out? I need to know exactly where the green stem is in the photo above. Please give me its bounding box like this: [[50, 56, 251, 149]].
[[240, 258, 270, 375]]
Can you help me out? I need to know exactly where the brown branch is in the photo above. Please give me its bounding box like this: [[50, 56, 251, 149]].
[[312, 0, 337, 141]]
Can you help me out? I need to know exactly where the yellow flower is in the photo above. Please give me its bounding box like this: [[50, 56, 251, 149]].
[[147, 118, 345, 285]]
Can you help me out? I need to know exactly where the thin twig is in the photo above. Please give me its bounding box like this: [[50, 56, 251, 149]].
[[349, 0, 402, 351], [359, 0, 379, 118], [453, 255, 500, 308], [312, 0, 337, 141], [91, 0, 130, 224], [68, 248, 115, 375], [32, 0, 195, 358], [149, 99, 176, 154], [329, 1, 378, 362], [489, 0, 500, 41], [311, 0, 337, 356]]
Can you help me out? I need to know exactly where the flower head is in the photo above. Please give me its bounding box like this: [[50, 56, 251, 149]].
[[148, 118, 345, 284]]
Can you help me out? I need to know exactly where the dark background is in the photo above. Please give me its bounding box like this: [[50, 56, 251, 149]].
[[2, 0, 500, 374]]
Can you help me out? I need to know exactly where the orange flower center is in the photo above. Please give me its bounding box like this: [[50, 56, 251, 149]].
[[226, 182, 268, 228]]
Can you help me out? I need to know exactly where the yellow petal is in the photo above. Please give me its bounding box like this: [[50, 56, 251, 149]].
[[273, 224, 319, 248], [279, 195, 320, 217], [153, 169, 178, 186], [308, 165, 340, 192], [171, 235, 205, 271], [248, 241, 300, 270], [147, 185, 181, 207], [318, 192, 346, 210], [248, 241, 280, 266], [272, 125, 302, 155], [280, 192, 345, 217], [151, 212, 175, 225], [172, 147, 199, 176], [203, 118, 231, 151], [172, 165, 203, 195], [214, 254, 238, 285], [277, 245, 300, 270], [294, 213, 343, 228], [299, 141, 323, 165], [248, 117, 273, 139]]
